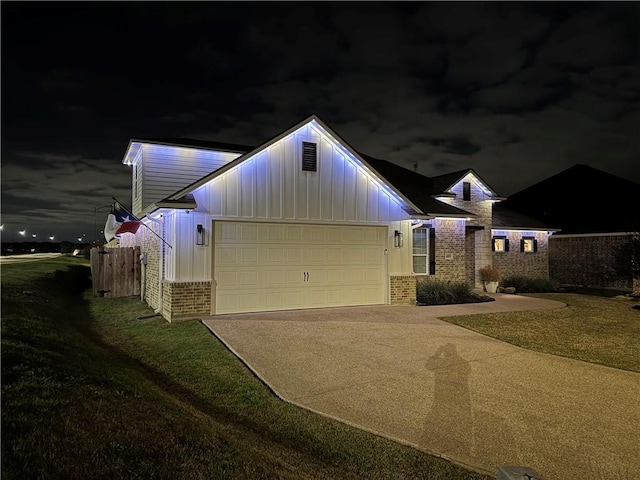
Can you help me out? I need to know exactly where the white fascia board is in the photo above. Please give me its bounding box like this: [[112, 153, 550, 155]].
[[122, 141, 142, 165], [492, 227, 559, 232], [551, 231, 634, 238], [166, 115, 320, 201], [310, 117, 423, 215], [166, 114, 424, 216]]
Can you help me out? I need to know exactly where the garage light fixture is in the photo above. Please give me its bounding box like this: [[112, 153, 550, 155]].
[[196, 224, 205, 246], [394, 230, 403, 248]]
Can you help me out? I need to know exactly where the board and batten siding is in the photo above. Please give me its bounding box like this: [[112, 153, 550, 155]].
[[164, 122, 411, 282], [192, 123, 409, 225], [164, 209, 211, 282], [132, 144, 242, 217]]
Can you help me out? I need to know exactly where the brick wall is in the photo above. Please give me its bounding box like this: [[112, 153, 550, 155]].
[[433, 218, 466, 282], [465, 230, 476, 285], [549, 234, 632, 289], [438, 175, 493, 286], [390, 275, 417, 304], [492, 230, 549, 279], [162, 280, 212, 322]]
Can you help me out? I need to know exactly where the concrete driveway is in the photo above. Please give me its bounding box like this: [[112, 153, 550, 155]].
[[203, 295, 640, 479]]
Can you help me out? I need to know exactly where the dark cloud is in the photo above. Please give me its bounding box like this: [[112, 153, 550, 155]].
[[1, 2, 639, 240], [428, 137, 481, 156]]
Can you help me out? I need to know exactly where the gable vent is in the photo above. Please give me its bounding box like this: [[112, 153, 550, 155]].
[[302, 141, 317, 172]]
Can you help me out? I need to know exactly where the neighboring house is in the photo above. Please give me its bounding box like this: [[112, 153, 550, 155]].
[[503, 164, 640, 290], [118, 115, 554, 321]]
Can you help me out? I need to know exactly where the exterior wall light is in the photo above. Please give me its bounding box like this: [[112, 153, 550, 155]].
[[196, 224, 205, 246], [394, 230, 404, 248]]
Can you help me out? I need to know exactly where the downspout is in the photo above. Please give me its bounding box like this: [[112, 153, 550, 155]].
[[146, 211, 164, 315]]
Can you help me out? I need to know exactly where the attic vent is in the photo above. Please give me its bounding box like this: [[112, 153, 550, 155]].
[[302, 141, 317, 172]]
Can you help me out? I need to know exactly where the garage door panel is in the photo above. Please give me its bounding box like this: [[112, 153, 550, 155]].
[[215, 222, 387, 314]]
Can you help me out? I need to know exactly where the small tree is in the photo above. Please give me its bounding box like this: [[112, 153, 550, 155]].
[[614, 232, 640, 295]]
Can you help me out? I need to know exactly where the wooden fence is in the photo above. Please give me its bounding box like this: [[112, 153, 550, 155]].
[[90, 246, 141, 297]]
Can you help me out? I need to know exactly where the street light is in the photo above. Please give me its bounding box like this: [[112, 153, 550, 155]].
[[19, 230, 26, 236], [49, 235, 55, 241], [32, 234, 37, 238]]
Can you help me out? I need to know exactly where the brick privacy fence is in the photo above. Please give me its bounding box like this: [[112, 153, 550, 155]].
[[492, 231, 549, 280], [549, 234, 632, 289], [162, 281, 212, 322], [390, 275, 417, 304]]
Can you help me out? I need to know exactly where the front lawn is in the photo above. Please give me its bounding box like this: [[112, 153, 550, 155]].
[[441, 293, 640, 372], [1, 256, 489, 479]]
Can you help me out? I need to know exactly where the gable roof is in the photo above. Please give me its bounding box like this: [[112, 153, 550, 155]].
[[430, 169, 501, 197], [504, 164, 640, 234], [132, 115, 508, 220], [165, 114, 424, 215], [358, 154, 476, 218]]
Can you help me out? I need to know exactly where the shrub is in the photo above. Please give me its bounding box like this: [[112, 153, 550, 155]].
[[416, 279, 491, 305], [501, 275, 557, 293], [479, 265, 500, 282]]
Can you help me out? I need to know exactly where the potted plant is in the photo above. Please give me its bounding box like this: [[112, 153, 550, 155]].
[[479, 265, 500, 293]]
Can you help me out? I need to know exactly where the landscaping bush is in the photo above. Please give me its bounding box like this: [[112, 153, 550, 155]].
[[501, 275, 557, 293], [417, 279, 493, 305]]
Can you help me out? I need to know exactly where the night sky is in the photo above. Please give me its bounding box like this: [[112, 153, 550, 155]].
[[2, 2, 639, 242]]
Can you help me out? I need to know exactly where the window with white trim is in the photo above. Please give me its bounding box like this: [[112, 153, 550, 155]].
[[412, 227, 429, 274]]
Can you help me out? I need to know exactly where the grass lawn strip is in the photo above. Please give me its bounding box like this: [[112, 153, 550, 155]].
[[1, 256, 489, 479], [441, 293, 640, 373]]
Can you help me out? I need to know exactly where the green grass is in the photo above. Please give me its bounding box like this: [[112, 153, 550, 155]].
[[1, 256, 488, 479], [442, 293, 640, 372]]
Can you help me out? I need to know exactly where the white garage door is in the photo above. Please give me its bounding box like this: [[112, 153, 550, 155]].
[[214, 222, 387, 314]]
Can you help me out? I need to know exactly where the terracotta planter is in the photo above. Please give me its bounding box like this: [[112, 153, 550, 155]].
[[483, 281, 499, 293]]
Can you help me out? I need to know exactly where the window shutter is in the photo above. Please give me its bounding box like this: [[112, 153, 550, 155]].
[[520, 239, 525, 252], [491, 239, 496, 252], [302, 142, 317, 172], [505, 239, 510, 252], [533, 239, 538, 252]]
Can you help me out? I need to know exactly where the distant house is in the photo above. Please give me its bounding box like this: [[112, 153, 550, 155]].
[[118, 115, 554, 321], [503, 164, 640, 291]]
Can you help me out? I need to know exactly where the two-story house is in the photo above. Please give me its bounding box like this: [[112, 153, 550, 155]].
[[117, 115, 555, 321]]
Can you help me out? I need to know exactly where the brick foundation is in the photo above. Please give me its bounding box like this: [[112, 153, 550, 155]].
[[390, 275, 417, 304], [162, 281, 212, 322]]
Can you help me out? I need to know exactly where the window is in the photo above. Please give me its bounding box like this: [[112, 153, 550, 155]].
[[521, 236, 538, 252], [462, 181, 471, 201], [412, 227, 429, 274], [302, 141, 317, 172], [492, 236, 509, 252]]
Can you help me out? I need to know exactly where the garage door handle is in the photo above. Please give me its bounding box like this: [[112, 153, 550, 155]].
[[303, 271, 309, 282]]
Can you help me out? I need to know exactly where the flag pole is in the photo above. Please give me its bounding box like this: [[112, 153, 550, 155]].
[[111, 196, 173, 249]]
